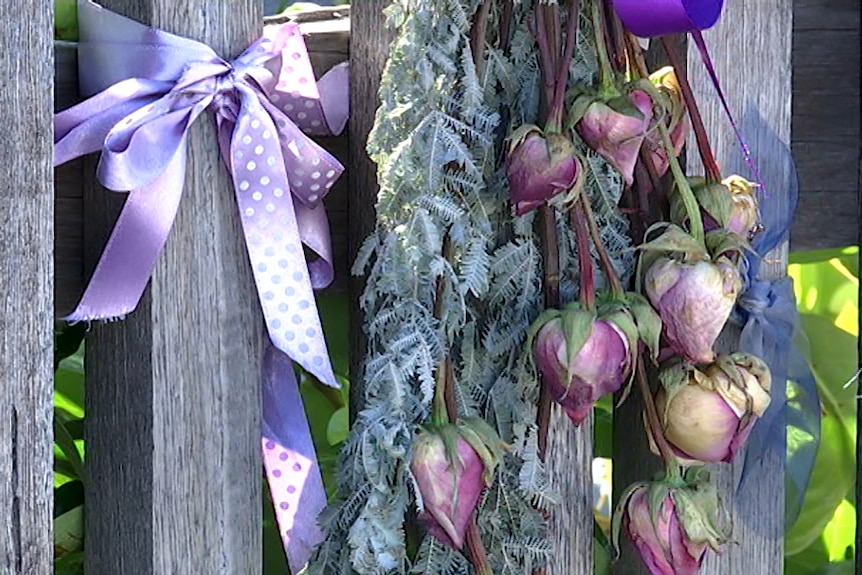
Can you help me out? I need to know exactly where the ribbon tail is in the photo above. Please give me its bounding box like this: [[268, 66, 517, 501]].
[[64, 142, 187, 321], [261, 341, 326, 573]]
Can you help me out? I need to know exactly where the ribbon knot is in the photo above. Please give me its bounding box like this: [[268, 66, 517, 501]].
[[54, 1, 351, 570]]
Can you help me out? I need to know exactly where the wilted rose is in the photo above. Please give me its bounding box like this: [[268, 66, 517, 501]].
[[651, 354, 772, 464], [644, 67, 689, 178], [506, 125, 580, 215], [623, 485, 707, 575], [533, 316, 630, 425], [644, 257, 741, 364], [723, 175, 760, 239], [577, 89, 653, 185]]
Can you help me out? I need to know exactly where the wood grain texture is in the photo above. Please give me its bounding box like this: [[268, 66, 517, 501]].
[[0, 3, 54, 575], [544, 409, 593, 574], [687, 1, 791, 574], [790, 0, 860, 250], [83, 2, 264, 574], [53, 15, 350, 317], [347, 0, 392, 415]]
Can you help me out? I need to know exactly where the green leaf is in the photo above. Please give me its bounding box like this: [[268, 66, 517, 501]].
[[54, 414, 85, 483], [636, 225, 708, 260], [704, 228, 751, 259], [326, 407, 349, 446], [626, 294, 662, 359], [605, 95, 645, 120], [561, 308, 596, 371], [54, 505, 84, 557]]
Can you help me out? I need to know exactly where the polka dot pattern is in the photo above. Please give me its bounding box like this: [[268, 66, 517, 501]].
[[262, 437, 317, 534], [231, 101, 336, 387], [266, 24, 334, 137]]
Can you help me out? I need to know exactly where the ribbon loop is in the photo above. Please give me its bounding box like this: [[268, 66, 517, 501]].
[[55, 1, 352, 568]]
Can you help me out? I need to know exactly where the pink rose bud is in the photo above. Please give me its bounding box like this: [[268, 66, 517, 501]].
[[650, 354, 772, 464], [410, 420, 502, 550], [577, 89, 653, 185], [533, 315, 631, 425], [506, 125, 581, 216], [644, 256, 741, 364], [622, 486, 707, 575], [411, 432, 484, 549]]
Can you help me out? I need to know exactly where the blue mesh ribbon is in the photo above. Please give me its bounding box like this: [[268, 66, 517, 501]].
[[731, 109, 820, 528]]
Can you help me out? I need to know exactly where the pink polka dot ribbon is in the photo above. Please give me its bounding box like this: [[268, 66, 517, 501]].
[[53, 2, 349, 569]]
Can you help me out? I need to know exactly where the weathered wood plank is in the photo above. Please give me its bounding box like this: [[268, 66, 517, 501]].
[[347, 0, 391, 411], [83, 2, 263, 574], [53, 15, 350, 317], [687, 1, 792, 574], [0, 3, 54, 575]]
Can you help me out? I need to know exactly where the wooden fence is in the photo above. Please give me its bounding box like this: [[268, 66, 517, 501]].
[[1, 0, 858, 573]]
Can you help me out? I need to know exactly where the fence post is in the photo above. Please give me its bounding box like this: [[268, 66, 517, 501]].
[[688, 3, 791, 573], [0, 3, 54, 575], [82, 1, 264, 573]]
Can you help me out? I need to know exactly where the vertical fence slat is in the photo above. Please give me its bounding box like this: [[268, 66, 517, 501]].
[[0, 3, 54, 575], [348, 0, 391, 410], [688, 2, 791, 574], [84, 2, 263, 573], [545, 410, 593, 573]]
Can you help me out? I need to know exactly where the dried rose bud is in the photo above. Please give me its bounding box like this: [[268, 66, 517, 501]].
[[644, 256, 741, 364], [723, 175, 760, 239], [533, 315, 631, 425], [506, 125, 580, 216], [651, 354, 772, 464], [644, 67, 689, 178], [577, 89, 653, 185], [410, 420, 502, 549], [623, 485, 707, 575]]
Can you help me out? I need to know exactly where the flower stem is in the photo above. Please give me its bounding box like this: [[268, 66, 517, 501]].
[[580, 193, 625, 297], [465, 519, 493, 575], [602, 0, 626, 73], [660, 123, 705, 244], [636, 357, 676, 466], [469, 0, 493, 80], [591, 0, 616, 94], [536, 205, 561, 458], [550, 0, 581, 121], [571, 199, 596, 309], [535, 5, 558, 118], [660, 36, 722, 183]]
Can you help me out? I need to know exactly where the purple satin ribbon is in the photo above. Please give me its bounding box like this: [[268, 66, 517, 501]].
[[611, 0, 765, 194], [611, 0, 724, 38], [54, 2, 349, 570]]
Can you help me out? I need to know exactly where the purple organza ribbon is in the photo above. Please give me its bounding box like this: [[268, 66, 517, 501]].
[[611, 0, 766, 194], [54, 2, 349, 570]]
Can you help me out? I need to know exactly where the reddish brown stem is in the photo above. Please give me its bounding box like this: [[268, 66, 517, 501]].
[[534, 6, 557, 114], [536, 205, 561, 459], [571, 200, 596, 309], [466, 520, 493, 575], [469, 0, 493, 79], [550, 0, 581, 118], [659, 36, 722, 182], [601, 0, 626, 73], [580, 195, 625, 298], [499, 0, 514, 54]]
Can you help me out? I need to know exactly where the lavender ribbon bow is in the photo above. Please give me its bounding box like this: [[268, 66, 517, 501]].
[[54, 1, 349, 569]]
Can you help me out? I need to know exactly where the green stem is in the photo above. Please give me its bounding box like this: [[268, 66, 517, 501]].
[[660, 122, 705, 245], [636, 358, 677, 468], [591, 0, 616, 94]]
